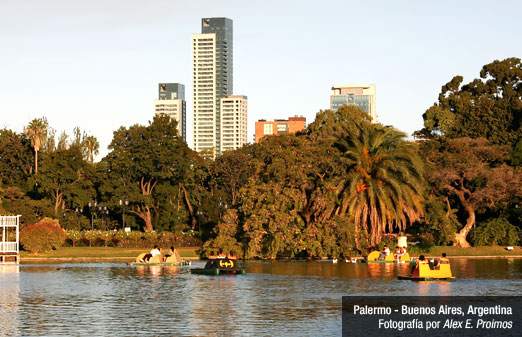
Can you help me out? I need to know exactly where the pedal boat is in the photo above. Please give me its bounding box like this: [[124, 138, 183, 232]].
[[191, 255, 246, 275], [129, 252, 190, 266], [361, 251, 411, 263], [398, 263, 456, 281]]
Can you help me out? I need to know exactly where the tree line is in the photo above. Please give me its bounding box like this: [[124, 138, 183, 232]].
[[1, 57, 521, 257]]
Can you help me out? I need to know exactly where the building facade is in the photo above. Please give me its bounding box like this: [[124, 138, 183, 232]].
[[192, 17, 233, 156], [254, 115, 306, 143], [330, 84, 377, 122], [153, 83, 186, 141], [220, 95, 248, 152]]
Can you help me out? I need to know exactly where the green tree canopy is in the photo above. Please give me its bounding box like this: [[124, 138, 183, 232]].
[[421, 137, 522, 247], [0, 129, 34, 186], [36, 147, 95, 217], [420, 57, 522, 145], [101, 114, 192, 231]]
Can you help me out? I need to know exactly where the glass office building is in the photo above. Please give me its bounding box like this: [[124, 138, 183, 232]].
[[154, 83, 186, 141], [330, 85, 377, 122]]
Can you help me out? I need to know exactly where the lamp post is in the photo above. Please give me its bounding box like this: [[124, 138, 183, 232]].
[[98, 206, 108, 230], [218, 199, 228, 219], [75, 207, 80, 229], [119, 199, 129, 230], [88, 201, 97, 230]]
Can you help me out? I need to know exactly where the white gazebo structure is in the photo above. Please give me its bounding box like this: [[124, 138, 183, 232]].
[[1, 215, 20, 264]]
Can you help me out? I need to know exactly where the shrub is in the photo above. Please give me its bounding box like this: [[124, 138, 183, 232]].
[[83, 230, 100, 247], [199, 223, 243, 258], [67, 230, 83, 247], [20, 218, 66, 253], [380, 234, 399, 249], [199, 210, 242, 258], [471, 218, 520, 246]]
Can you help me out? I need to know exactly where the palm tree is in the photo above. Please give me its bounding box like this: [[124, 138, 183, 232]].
[[335, 124, 424, 247], [24, 118, 48, 174], [85, 135, 99, 164]]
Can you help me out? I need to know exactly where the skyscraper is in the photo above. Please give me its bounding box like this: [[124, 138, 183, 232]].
[[192, 17, 233, 156], [330, 84, 377, 122], [220, 95, 248, 151], [153, 83, 186, 141]]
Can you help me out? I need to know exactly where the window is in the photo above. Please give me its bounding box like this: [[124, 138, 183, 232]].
[[264, 124, 273, 135], [277, 124, 288, 132]]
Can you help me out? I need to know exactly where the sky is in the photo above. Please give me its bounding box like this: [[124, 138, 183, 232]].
[[1, 0, 521, 160]]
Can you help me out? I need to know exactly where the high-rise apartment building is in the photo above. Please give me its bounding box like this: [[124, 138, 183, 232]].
[[254, 115, 306, 143], [220, 95, 248, 152], [330, 85, 377, 122], [192, 17, 233, 156], [154, 83, 186, 141]]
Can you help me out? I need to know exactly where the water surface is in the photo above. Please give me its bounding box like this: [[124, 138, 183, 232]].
[[1, 258, 521, 336]]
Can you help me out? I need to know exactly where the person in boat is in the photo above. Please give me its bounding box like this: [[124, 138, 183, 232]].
[[434, 253, 450, 268], [378, 245, 391, 260], [141, 245, 161, 262], [396, 246, 407, 259], [227, 251, 237, 260], [412, 254, 428, 272], [163, 246, 176, 262], [394, 246, 402, 259]]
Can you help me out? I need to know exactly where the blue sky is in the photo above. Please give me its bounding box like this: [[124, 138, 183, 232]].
[[1, 0, 521, 159]]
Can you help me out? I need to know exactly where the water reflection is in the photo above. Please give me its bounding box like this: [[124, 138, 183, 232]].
[[2, 259, 521, 336], [0, 265, 20, 336]]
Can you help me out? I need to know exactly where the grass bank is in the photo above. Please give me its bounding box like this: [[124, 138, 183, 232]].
[[18, 245, 522, 261], [20, 247, 199, 260], [413, 245, 522, 257]]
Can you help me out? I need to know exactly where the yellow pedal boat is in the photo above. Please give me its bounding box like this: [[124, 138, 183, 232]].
[[363, 251, 411, 263], [398, 263, 456, 281]]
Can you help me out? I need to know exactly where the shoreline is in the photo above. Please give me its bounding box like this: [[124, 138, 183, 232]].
[[18, 255, 522, 263]]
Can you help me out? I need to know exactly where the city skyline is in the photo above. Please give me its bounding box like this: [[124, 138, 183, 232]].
[[1, 0, 521, 159]]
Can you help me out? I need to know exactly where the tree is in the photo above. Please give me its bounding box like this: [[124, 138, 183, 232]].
[[37, 147, 94, 217], [422, 138, 522, 247], [0, 129, 34, 185], [85, 135, 99, 164], [57, 131, 69, 151], [24, 118, 48, 174], [239, 133, 345, 258], [212, 146, 256, 206], [421, 58, 522, 145], [101, 115, 191, 231], [306, 105, 372, 143], [0, 186, 54, 225], [334, 123, 424, 247]]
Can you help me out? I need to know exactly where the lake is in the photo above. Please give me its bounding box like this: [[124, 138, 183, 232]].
[[1, 258, 521, 336]]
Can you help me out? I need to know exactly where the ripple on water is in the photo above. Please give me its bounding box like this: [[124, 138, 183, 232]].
[[0, 259, 520, 336]]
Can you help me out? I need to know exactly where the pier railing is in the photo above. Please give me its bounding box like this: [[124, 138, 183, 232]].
[[1, 215, 20, 263], [0, 242, 18, 253]]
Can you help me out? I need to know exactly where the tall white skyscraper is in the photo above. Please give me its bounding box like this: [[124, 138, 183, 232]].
[[192, 17, 233, 156]]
